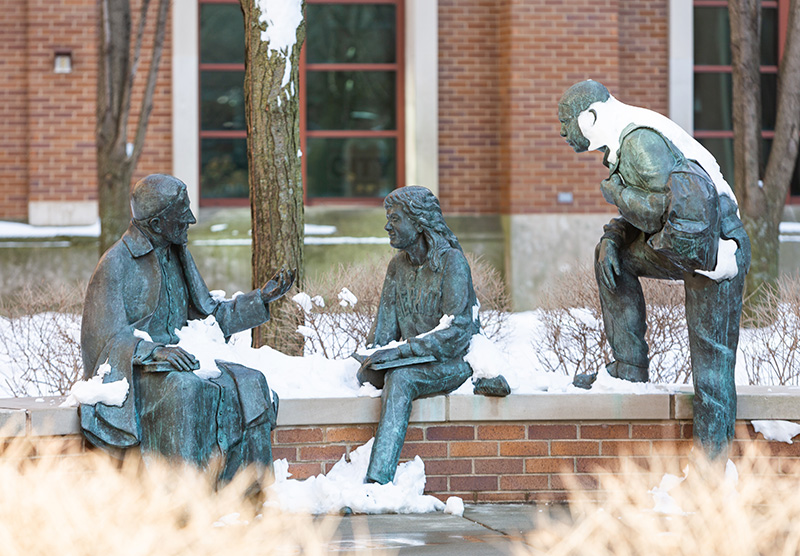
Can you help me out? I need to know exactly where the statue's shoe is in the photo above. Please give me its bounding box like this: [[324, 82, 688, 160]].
[[473, 375, 511, 397], [607, 360, 649, 382], [572, 371, 598, 389]]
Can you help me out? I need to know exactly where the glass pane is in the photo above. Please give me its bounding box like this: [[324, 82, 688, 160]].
[[201, 138, 249, 199], [694, 7, 778, 66], [694, 7, 730, 66], [761, 7, 778, 66], [200, 4, 245, 64], [694, 73, 733, 131], [696, 138, 734, 192], [306, 4, 396, 64], [306, 137, 396, 198], [761, 72, 777, 131], [763, 139, 800, 197], [201, 71, 245, 131], [307, 71, 396, 131]]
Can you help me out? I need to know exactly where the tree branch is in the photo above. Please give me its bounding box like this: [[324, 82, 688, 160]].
[[763, 0, 800, 212], [130, 0, 169, 165]]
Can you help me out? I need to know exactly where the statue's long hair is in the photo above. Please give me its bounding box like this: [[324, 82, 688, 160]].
[[384, 186, 462, 272]]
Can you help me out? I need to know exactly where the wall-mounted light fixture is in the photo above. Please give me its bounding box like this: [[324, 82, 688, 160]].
[[53, 51, 72, 74]]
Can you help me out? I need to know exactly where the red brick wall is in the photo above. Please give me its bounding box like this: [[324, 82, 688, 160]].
[[0, 0, 30, 220], [0, 0, 172, 221], [437, 0, 502, 215], [438, 0, 670, 216], [273, 420, 800, 503]]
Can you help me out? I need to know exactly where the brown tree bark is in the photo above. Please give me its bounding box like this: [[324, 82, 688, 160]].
[[730, 0, 800, 319], [240, 1, 305, 352], [96, 0, 170, 253]]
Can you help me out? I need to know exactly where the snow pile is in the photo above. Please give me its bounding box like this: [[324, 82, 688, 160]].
[[268, 439, 445, 515], [649, 471, 686, 515], [444, 496, 465, 517], [62, 361, 129, 407], [752, 420, 800, 444]]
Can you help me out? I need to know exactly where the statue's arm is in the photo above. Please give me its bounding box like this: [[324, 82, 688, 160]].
[[604, 129, 673, 234], [396, 250, 475, 361], [370, 258, 401, 347], [211, 290, 271, 337]]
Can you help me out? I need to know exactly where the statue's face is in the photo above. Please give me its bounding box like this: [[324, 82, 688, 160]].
[[384, 205, 420, 251], [558, 102, 590, 153], [157, 192, 196, 245]]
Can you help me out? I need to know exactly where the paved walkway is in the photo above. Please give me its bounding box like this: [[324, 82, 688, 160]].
[[329, 504, 569, 555]]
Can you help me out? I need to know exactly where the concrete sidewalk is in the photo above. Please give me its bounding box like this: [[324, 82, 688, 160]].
[[328, 504, 569, 555]]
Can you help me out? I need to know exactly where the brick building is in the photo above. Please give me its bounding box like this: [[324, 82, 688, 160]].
[[1, 0, 798, 306]]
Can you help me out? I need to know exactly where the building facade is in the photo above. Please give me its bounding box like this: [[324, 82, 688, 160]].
[[1, 0, 797, 306]]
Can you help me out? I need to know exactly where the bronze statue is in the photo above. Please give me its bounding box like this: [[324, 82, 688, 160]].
[[357, 186, 510, 485], [558, 81, 750, 459], [80, 174, 293, 482]]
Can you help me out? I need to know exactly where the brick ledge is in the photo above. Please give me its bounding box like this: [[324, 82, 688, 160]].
[[1, 386, 799, 438]]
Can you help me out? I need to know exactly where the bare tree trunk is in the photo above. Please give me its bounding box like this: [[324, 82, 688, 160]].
[[96, 0, 170, 253], [730, 0, 800, 319], [240, 1, 305, 352]]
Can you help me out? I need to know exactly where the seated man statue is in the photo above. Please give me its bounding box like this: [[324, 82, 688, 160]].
[[80, 174, 293, 482], [357, 186, 510, 485], [558, 80, 751, 459]]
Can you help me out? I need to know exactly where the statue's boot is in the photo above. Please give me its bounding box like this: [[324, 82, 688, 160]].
[[473, 375, 511, 397], [607, 360, 649, 382]]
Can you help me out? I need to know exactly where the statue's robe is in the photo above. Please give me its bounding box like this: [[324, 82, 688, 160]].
[[80, 223, 277, 480]]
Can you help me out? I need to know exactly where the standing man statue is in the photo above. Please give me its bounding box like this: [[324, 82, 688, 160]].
[[558, 80, 750, 460], [357, 186, 510, 485], [80, 174, 294, 482]]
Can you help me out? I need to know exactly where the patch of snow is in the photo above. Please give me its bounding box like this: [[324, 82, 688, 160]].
[[444, 497, 464, 516], [304, 224, 336, 236], [62, 361, 129, 408], [133, 329, 153, 342], [464, 333, 505, 380], [0, 219, 100, 239], [210, 223, 228, 233], [696, 238, 739, 281], [338, 288, 358, 308], [292, 292, 313, 313], [752, 420, 800, 444], [649, 472, 686, 515], [417, 315, 453, 339], [267, 439, 445, 514]]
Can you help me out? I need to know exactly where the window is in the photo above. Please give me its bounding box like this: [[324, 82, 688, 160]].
[[693, 0, 800, 199], [197, 0, 404, 205], [302, 0, 404, 204], [198, 0, 247, 205]]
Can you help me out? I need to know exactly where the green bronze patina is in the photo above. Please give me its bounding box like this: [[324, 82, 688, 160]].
[[559, 81, 751, 460], [80, 174, 293, 482], [356, 186, 510, 485]]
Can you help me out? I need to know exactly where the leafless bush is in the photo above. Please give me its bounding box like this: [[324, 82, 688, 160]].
[[0, 281, 86, 397], [284, 252, 510, 359], [740, 273, 800, 385], [533, 267, 690, 383], [516, 445, 800, 556]]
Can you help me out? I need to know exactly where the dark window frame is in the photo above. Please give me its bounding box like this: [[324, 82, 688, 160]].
[[300, 0, 405, 207], [693, 0, 799, 202]]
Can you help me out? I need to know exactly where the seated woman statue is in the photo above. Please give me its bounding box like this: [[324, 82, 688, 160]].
[[357, 186, 510, 485], [80, 174, 293, 483]]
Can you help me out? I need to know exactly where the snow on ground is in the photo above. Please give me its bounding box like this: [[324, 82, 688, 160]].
[[0, 220, 100, 239], [268, 439, 444, 514]]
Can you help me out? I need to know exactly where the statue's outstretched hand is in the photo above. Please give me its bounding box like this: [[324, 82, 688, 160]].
[[261, 267, 296, 303], [597, 238, 621, 291], [151, 346, 200, 372]]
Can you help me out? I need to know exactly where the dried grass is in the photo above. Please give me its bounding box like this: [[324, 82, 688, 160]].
[[533, 266, 691, 383], [740, 273, 800, 385], [0, 281, 86, 396], [0, 436, 357, 556], [515, 445, 800, 556]]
